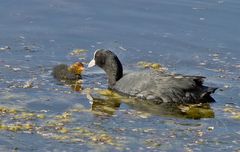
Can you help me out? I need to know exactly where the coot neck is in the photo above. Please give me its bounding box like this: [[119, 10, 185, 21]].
[[103, 57, 123, 88]]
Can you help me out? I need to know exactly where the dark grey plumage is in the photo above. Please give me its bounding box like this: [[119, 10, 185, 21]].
[[88, 49, 217, 104], [52, 64, 81, 81], [114, 71, 216, 104]]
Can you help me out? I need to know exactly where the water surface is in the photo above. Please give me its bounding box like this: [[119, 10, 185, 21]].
[[0, 0, 240, 151]]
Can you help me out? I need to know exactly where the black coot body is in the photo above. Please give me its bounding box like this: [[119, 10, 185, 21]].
[[88, 49, 217, 104]]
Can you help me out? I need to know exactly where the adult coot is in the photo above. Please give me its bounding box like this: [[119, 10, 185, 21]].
[[88, 49, 217, 104]]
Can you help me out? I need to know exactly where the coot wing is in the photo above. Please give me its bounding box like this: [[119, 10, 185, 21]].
[[114, 71, 215, 104]]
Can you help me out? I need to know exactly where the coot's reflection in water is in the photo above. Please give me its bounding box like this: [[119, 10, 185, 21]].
[[87, 89, 214, 119], [91, 98, 121, 116]]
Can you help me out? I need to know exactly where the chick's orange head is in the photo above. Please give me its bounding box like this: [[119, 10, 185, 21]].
[[68, 62, 84, 74]]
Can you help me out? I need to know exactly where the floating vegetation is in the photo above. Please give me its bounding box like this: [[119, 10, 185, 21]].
[[57, 127, 69, 134], [69, 49, 88, 56], [137, 61, 168, 71], [55, 112, 72, 123], [0, 105, 121, 147], [0, 123, 35, 132], [0, 107, 39, 132], [14, 112, 39, 120], [51, 135, 70, 141], [178, 104, 214, 119], [90, 133, 114, 144], [0, 106, 17, 115], [223, 105, 240, 120]]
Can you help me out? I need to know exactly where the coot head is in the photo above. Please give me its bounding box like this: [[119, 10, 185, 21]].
[[88, 49, 123, 88]]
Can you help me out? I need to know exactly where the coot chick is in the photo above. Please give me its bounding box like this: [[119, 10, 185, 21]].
[[88, 49, 217, 104], [52, 62, 84, 81]]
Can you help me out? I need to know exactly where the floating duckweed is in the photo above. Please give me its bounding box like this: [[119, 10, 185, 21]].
[[137, 61, 167, 71], [179, 104, 214, 119], [58, 127, 69, 134], [45, 121, 64, 128], [6, 124, 23, 132], [36, 114, 46, 119], [70, 138, 85, 143], [73, 127, 95, 136], [73, 127, 91, 133], [0, 106, 18, 115], [151, 63, 161, 69], [1, 123, 35, 132], [56, 112, 71, 119], [231, 115, 240, 120], [223, 106, 240, 120], [24, 123, 35, 130], [51, 135, 70, 141], [0, 105, 121, 146], [14, 112, 37, 120], [54, 112, 72, 123], [0, 124, 8, 130], [90, 133, 114, 144], [69, 49, 88, 56]]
